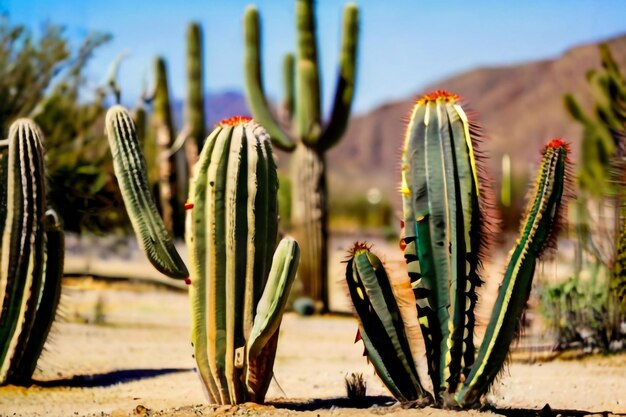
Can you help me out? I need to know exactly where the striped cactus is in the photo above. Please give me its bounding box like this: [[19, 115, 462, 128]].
[[0, 119, 65, 385], [105, 107, 300, 404], [345, 91, 571, 408]]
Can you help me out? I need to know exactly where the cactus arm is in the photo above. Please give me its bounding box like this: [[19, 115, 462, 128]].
[[281, 53, 295, 121], [105, 106, 188, 279], [10, 210, 64, 383], [247, 238, 300, 360], [243, 6, 295, 151], [0, 120, 46, 383], [346, 247, 427, 403], [186, 22, 206, 151], [295, 0, 322, 145], [563, 94, 590, 124], [318, 2, 358, 152], [296, 59, 322, 145], [456, 140, 570, 406]]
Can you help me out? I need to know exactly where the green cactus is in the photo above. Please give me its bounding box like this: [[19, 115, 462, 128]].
[[244, 0, 359, 312], [345, 91, 571, 408], [105, 107, 300, 404], [186, 22, 206, 152], [150, 57, 187, 237], [0, 119, 64, 385]]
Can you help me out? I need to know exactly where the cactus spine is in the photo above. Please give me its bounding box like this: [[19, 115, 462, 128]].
[[0, 119, 64, 385], [244, 0, 358, 311], [105, 107, 300, 404], [345, 91, 570, 408]]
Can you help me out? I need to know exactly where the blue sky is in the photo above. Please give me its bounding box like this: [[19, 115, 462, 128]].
[[2, 0, 626, 114]]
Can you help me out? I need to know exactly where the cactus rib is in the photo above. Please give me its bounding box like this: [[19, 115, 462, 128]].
[[105, 105, 188, 279]]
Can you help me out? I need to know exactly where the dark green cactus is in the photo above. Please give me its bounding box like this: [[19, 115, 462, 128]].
[[0, 119, 64, 385], [244, 0, 359, 312], [105, 107, 300, 404], [345, 91, 571, 408]]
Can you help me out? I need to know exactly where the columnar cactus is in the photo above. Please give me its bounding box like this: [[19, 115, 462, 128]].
[[244, 0, 359, 311], [148, 23, 206, 238], [105, 106, 300, 404], [185, 22, 206, 152], [345, 91, 571, 408], [152, 57, 186, 237], [0, 119, 64, 385]]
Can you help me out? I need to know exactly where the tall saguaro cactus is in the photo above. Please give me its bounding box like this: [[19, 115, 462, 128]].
[[345, 91, 571, 408], [0, 119, 64, 385], [106, 107, 300, 404], [244, 0, 359, 311]]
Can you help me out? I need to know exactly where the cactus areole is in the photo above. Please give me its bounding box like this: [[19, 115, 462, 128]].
[[346, 91, 571, 408], [105, 106, 300, 405]]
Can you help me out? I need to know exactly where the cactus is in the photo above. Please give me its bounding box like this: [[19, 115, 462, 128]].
[[145, 23, 206, 238], [151, 57, 187, 237], [345, 91, 571, 408], [105, 106, 300, 404], [244, 0, 359, 312], [0, 119, 64, 385], [186, 22, 206, 152]]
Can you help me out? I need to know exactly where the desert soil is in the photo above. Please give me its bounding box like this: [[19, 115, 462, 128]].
[[1, 278, 624, 417], [2, 235, 624, 417]]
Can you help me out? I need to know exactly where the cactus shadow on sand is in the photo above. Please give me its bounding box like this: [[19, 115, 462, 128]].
[[20, 368, 193, 388], [272, 398, 616, 417]]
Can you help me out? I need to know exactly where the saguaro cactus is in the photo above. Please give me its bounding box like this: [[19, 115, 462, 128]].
[[244, 0, 359, 311], [105, 106, 300, 404], [0, 119, 64, 385], [345, 91, 571, 408], [151, 57, 186, 237]]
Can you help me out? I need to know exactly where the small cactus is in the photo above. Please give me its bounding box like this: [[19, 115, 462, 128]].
[[346, 91, 571, 408], [0, 119, 64, 385], [105, 107, 300, 404]]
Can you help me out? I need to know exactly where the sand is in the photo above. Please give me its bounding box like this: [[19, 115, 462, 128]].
[[1, 277, 624, 417]]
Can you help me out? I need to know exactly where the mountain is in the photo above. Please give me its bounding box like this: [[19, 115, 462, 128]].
[[326, 33, 626, 203]]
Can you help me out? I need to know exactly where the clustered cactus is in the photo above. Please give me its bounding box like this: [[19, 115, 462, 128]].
[[106, 107, 300, 404], [0, 119, 64, 385], [244, 0, 359, 311], [345, 91, 571, 408]]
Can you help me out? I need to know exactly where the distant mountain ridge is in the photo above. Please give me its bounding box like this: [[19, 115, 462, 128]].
[[327, 33, 626, 201], [167, 34, 626, 205]]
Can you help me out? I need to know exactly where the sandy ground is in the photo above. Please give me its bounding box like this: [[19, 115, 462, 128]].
[[1, 278, 624, 417], [1, 234, 623, 417]]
